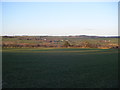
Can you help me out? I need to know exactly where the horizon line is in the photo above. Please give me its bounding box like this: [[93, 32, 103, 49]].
[[1, 34, 119, 37]]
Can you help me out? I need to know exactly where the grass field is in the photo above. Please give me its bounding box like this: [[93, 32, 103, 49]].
[[2, 48, 118, 88]]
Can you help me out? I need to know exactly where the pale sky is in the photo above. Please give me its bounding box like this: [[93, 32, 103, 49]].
[[1, 1, 118, 36]]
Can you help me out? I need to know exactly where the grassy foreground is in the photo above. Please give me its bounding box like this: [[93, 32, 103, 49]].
[[2, 48, 118, 88]]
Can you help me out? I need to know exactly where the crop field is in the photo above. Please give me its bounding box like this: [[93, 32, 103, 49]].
[[2, 48, 118, 88]]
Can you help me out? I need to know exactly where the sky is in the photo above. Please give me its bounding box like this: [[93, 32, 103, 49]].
[[1, 2, 118, 36]]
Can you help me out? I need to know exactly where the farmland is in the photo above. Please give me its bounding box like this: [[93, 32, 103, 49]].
[[2, 48, 118, 88], [2, 36, 119, 49]]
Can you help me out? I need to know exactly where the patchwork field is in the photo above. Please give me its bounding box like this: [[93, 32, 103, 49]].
[[2, 48, 118, 88]]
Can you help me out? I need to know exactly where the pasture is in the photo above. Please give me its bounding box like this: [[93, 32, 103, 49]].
[[2, 48, 118, 88]]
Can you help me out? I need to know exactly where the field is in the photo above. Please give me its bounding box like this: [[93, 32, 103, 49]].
[[2, 48, 118, 88]]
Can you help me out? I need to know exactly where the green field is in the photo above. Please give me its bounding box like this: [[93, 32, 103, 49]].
[[2, 48, 118, 88]]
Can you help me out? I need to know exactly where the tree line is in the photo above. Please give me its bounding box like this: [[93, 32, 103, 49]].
[[2, 40, 119, 49]]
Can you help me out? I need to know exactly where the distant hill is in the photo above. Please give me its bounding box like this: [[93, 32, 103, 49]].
[[69, 35, 120, 38]]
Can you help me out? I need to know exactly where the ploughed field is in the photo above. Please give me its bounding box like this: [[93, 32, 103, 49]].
[[2, 48, 118, 88]]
